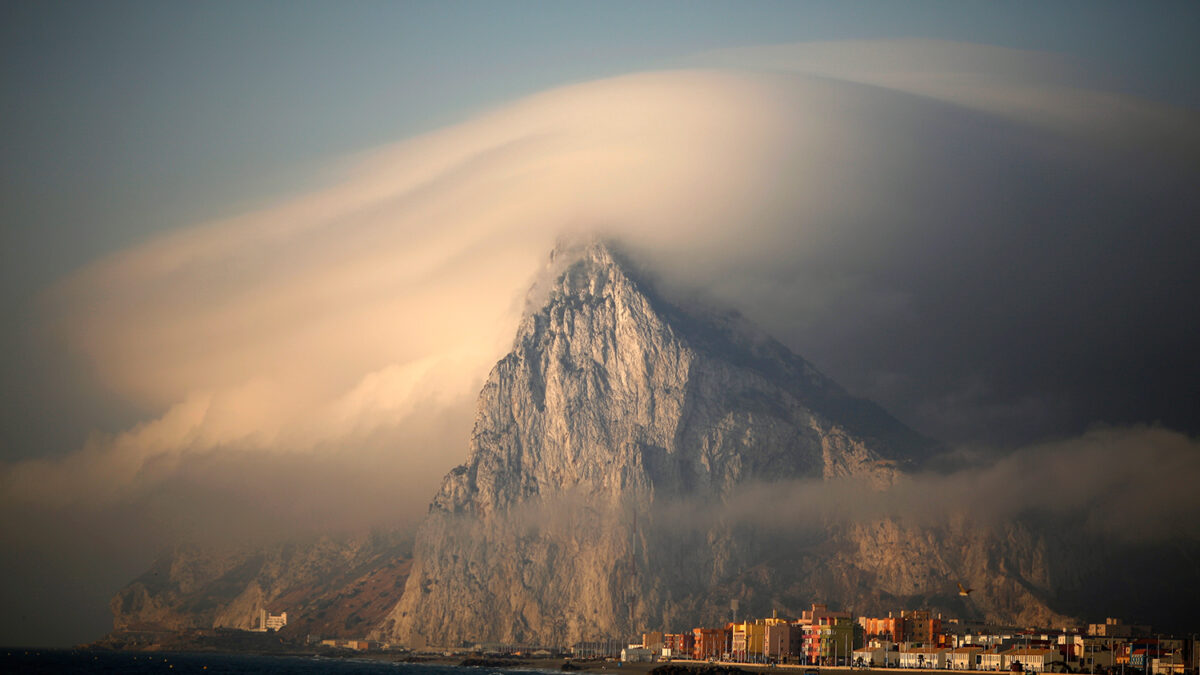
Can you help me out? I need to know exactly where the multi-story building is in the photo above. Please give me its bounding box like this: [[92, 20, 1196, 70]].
[[692, 627, 729, 661], [860, 614, 904, 643], [663, 632, 694, 657], [901, 610, 944, 646], [799, 604, 855, 665], [859, 609, 944, 648], [731, 620, 767, 661], [764, 619, 800, 662], [642, 631, 665, 652], [256, 609, 287, 632]]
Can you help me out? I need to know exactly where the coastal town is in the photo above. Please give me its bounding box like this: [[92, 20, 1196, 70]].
[[604, 609, 1197, 675], [271, 604, 1197, 675]]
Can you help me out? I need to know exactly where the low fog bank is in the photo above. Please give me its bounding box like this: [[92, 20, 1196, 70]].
[[713, 426, 1200, 544], [432, 424, 1200, 632], [494, 425, 1200, 546], [0, 397, 472, 646]]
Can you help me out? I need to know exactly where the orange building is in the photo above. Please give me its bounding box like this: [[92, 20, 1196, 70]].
[[860, 610, 943, 646], [860, 614, 904, 643], [693, 627, 729, 660]]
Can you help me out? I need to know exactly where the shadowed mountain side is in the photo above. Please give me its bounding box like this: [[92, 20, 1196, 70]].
[[108, 531, 412, 641], [605, 244, 939, 468]]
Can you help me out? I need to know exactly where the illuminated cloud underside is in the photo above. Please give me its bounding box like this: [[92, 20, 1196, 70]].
[[5, 41, 1198, 518]]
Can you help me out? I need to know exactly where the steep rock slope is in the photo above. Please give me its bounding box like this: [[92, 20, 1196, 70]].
[[110, 530, 411, 639], [379, 241, 1068, 647]]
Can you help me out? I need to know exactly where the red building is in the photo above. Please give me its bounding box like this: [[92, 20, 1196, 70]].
[[665, 632, 695, 656]]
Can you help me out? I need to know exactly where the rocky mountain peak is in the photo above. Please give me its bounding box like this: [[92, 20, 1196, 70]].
[[379, 241, 959, 647], [108, 241, 1191, 647]]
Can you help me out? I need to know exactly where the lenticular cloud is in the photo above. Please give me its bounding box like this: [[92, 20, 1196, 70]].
[[11, 40, 1198, 513]]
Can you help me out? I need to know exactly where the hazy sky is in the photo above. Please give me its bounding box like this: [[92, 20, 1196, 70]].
[[1, 0, 1199, 648]]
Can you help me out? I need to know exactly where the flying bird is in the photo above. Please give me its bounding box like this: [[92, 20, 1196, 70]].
[[958, 583, 974, 596]]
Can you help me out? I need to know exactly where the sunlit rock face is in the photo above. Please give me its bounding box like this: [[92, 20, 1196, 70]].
[[379, 240, 1062, 648]]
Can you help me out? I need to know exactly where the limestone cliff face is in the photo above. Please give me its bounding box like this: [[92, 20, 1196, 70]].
[[380, 241, 1071, 647]]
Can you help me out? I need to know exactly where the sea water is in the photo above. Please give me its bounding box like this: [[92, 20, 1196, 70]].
[[0, 650, 556, 675]]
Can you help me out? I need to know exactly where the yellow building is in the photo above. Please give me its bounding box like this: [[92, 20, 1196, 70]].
[[731, 620, 768, 660]]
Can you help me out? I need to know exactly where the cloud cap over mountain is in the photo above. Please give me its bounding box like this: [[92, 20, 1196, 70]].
[[25, 43, 1200, 507], [2, 39, 1199, 645]]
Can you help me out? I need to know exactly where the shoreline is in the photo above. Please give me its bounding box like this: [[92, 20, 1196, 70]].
[[76, 634, 1033, 675], [23, 645, 1046, 675]]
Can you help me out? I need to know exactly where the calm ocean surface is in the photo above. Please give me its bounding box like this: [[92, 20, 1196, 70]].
[[0, 650, 558, 675]]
